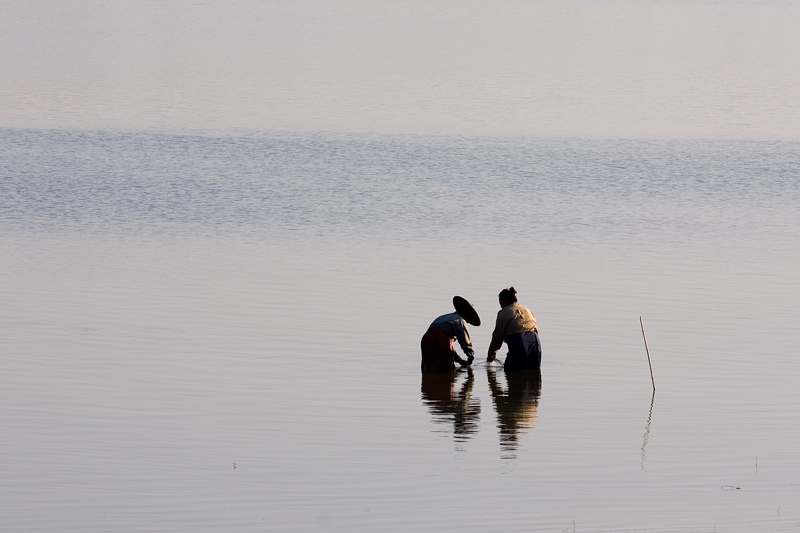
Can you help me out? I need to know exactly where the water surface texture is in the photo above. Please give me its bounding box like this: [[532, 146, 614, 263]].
[[2, 129, 800, 532], [3, 0, 800, 138]]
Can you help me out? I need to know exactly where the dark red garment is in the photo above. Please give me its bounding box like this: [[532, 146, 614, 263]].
[[420, 328, 458, 373]]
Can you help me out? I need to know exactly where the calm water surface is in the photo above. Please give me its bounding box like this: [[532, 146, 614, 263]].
[[4, 1, 800, 139], [2, 129, 800, 532]]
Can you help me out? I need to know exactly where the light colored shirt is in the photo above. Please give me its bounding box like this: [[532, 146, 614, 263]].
[[488, 302, 537, 356], [429, 312, 474, 357]]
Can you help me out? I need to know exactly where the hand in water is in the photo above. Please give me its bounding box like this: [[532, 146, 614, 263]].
[[486, 354, 496, 363]]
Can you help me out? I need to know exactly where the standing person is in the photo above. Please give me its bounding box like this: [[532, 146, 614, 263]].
[[421, 296, 481, 372], [487, 287, 541, 370]]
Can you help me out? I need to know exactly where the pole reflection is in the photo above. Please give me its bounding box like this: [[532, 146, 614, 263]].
[[641, 390, 655, 470], [487, 367, 542, 458], [421, 369, 481, 444]]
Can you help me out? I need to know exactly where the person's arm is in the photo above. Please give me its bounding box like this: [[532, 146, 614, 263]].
[[454, 319, 474, 365], [487, 311, 507, 361]]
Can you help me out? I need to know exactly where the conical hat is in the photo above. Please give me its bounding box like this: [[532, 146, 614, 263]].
[[453, 296, 481, 327]]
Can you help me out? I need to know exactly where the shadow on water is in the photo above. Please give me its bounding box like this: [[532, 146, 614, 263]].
[[487, 368, 542, 459], [421, 369, 481, 444]]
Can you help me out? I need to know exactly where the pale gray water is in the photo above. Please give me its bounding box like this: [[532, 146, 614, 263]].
[[3, 0, 800, 138], [2, 129, 800, 531]]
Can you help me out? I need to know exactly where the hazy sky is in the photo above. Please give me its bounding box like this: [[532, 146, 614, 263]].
[[2, 0, 799, 138]]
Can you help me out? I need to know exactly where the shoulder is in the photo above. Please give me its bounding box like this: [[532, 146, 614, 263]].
[[515, 303, 533, 317], [497, 305, 514, 319], [432, 312, 459, 325]]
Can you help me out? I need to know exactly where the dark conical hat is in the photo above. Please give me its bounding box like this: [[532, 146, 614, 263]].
[[453, 296, 481, 327]]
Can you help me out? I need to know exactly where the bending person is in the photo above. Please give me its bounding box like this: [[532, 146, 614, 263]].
[[487, 287, 541, 371], [421, 296, 481, 372]]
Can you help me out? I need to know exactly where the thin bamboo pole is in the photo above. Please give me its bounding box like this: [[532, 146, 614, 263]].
[[640, 316, 656, 391]]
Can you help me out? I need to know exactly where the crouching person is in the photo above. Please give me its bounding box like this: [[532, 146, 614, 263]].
[[421, 296, 481, 372], [487, 287, 541, 371]]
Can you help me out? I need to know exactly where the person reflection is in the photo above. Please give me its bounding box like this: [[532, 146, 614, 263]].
[[487, 367, 542, 457], [421, 368, 480, 442]]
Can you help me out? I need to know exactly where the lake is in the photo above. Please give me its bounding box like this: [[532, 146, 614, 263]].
[[2, 128, 800, 531], [3, 0, 800, 139]]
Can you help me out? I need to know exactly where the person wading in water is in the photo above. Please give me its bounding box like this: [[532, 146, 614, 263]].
[[420, 296, 480, 372], [487, 287, 541, 371]]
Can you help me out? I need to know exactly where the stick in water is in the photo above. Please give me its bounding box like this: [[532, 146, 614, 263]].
[[640, 316, 656, 391]]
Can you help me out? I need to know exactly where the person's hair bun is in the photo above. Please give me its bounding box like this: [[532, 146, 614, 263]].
[[499, 286, 519, 303]]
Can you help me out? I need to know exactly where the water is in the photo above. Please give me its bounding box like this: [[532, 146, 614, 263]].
[[3, 1, 800, 138], [2, 128, 800, 532]]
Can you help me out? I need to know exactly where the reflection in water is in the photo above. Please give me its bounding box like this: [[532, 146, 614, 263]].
[[641, 391, 656, 470], [487, 368, 542, 459], [421, 369, 480, 444]]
